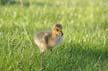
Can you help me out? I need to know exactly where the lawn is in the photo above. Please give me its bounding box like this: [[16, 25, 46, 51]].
[[0, 0, 108, 71]]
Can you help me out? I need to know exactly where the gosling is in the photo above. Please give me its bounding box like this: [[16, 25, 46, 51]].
[[34, 23, 63, 53]]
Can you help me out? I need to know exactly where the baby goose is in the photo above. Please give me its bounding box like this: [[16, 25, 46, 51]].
[[34, 23, 63, 53]]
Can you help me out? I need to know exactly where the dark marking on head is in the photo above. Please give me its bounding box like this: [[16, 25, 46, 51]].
[[55, 23, 62, 29], [52, 23, 62, 30]]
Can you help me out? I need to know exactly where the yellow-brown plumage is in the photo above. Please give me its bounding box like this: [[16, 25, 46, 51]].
[[34, 23, 63, 52]]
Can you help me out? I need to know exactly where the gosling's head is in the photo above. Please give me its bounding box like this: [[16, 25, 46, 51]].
[[52, 23, 63, 36]]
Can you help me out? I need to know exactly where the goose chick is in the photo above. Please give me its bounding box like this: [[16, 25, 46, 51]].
[[34, 23, 63, 53]]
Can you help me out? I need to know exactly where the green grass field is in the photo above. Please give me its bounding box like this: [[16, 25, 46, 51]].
[[0, 0, 108, 71]]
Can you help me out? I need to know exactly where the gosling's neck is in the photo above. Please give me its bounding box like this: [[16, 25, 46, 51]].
[[51, 31, 58, 39]]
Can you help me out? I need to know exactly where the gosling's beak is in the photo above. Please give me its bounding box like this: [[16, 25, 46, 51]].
[[61, 31, 63, 36]]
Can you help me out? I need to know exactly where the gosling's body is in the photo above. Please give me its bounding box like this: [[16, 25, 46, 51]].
[[34, 24, 63, 52]]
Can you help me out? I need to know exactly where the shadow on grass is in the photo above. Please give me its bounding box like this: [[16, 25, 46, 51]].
[[0, 1, 58, 7], [0, 1, 30, 6], [64, 42, 108, 61], [43, 42, 108, 71]]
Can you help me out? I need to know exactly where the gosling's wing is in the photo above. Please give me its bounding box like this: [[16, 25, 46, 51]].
[[35, 32, 45, 43], [44, 34, 49, 44], [43, 32, 52, 45], [34, 31, 51, 44]]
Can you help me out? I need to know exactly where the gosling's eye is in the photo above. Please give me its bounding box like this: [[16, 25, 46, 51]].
[[56, 29, 59, 32]]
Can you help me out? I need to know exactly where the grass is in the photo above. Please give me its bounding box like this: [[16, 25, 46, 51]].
[[0, 0, 108, 71]]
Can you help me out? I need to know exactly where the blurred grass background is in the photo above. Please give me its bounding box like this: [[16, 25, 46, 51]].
[[0, 0, 108, 71]]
